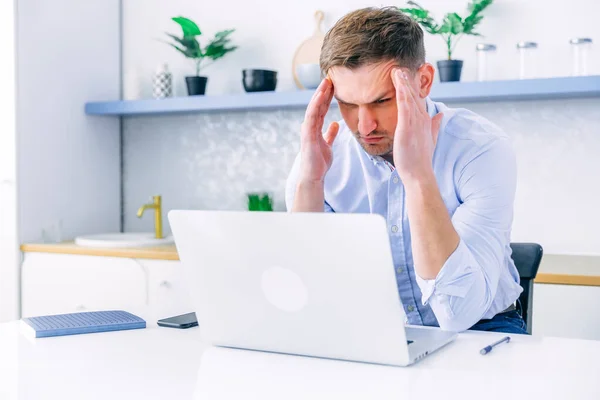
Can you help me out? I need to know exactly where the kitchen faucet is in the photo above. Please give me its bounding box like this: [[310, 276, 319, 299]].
[[137, 195, 163, 239]]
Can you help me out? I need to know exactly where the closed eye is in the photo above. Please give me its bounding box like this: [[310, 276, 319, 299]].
[[375, 98, 391, 105]]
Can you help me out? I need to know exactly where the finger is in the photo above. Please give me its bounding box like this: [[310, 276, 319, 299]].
[[392, 69, 410, 121], [303, 91, 325, 141], [317, 79, 334, 113], [304, 90, 323, 124], [324, 77, 335, 104], [400, 70, 427, 116], [392, 69, 409, 103], [309, 78, 331, 102], [316, 80, 335, 120], [323, 122, 340, 146], [431, 112, 443, 146]]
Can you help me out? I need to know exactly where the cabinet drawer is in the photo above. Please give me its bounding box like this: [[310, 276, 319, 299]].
[[140, 260, 193, 320], [21, 253, 146, 317], [532, 283, 600, 340]]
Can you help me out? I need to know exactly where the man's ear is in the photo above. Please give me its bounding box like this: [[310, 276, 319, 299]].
[[417, 63, 435, 98]]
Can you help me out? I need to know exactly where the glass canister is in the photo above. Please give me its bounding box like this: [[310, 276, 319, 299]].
[[570, 38, 593, 76], [517, 41, 538, 79], [476, 43, 497, 81]]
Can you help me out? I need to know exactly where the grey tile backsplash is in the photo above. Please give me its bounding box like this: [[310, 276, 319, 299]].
[[123, 108, 340, 231], [123, 98, 600, 254]]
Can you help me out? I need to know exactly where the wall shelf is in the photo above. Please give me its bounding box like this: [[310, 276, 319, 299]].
[[85, 75, 600, 117]]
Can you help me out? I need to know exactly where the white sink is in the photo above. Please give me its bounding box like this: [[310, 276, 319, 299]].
[[74, 233, 174, 248]]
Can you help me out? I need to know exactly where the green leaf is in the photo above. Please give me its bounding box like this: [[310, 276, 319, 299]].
[[400, 0, 492, 37], [215, 29, 235, 39], [203, 29, 237, 60], [398, 4, 439, 34], [247, 193, 273, 211], [260, 195, 273, 211], [400, 8, 428, 19], [165, 20, 236, 63], [467, 0, 493, 14], [204, 44, 238, 60], [406, 1, 426, 10], [165, 33, 198, 51], [437, 16, 451, 34], [165, 33, 202, 59], [463, 0, 493, 34], [168, 43, 192, 58], [172, 16, 201, 37], [247, 194, 259, 211], [445, 13, 464, 35]]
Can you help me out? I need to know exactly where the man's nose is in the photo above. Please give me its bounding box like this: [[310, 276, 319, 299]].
[[357, 107, 378, 136]]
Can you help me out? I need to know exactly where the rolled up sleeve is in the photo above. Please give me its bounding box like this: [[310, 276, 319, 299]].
[[415, 137, 517, 332]]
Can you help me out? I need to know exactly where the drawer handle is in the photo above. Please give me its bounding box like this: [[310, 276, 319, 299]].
[[159, 280, 171, 288]]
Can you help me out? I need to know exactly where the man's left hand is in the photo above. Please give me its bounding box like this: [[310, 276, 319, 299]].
[[391, 68, 443, 184]]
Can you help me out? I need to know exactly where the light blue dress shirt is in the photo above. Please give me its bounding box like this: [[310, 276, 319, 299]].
[[285, 98, 523, 332]]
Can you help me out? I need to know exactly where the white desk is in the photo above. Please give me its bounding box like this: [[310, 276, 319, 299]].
[[1, 320, 599, 400]]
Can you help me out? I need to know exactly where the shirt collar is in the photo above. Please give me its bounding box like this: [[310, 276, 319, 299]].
[[425, 96, 438, 119]]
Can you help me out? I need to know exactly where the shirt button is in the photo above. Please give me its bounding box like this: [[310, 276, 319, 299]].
[[407, 305, 415, 312], [393, 177, 399, 184], [396, 267, 403, 274], [391, 225, 399, 233]]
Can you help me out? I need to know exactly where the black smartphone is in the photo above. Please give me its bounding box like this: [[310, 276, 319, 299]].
[[157, 312, 198, 329]]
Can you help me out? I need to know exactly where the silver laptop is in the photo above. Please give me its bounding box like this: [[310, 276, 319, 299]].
[[168, 210, 456, 366]]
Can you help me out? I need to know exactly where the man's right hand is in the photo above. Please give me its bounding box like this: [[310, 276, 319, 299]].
[[299, 78, 339, 183]]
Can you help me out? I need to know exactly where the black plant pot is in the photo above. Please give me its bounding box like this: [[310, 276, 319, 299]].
[[437, 60, 463, 82], [185, 76, 208, 96]]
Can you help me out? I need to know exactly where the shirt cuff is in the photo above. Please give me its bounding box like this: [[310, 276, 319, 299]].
[[415, 239, 478, 306]]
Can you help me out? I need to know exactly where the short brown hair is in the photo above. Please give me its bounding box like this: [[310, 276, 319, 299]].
[[320, 7, 425, 73]]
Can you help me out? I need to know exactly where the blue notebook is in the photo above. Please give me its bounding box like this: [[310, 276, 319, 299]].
[[20, 310, 146, 338]]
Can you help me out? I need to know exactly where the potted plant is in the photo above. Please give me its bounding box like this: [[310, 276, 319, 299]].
[[247, 193, 274, 212], [165, 16, 237, 95], [400, 0, 493, 82]]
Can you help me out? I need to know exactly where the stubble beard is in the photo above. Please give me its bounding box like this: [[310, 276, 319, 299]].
[[352, 131, 394, 157]]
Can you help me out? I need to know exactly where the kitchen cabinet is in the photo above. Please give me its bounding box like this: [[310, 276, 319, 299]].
[[20, 248, 600, 341], [21, 253, 191, 319], [137, 259, 193, 320], [531, 283, 600, 341]]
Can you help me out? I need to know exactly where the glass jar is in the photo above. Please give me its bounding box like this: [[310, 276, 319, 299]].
[[476, 43, 497, 81], [516, 41, 538, 79], [570, 38, 593, 76]]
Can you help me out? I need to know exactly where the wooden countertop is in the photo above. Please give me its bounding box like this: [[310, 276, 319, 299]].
[[20, 243, 600, 287], [535, 254, 600, 287], [20, 242, 180, 261]]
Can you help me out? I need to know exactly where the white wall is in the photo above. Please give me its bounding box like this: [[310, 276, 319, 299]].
[[122, 0, 600, 96], [17, 0, 122, 245], [122, 0, 600, 255], [0, 0, 20, 322]]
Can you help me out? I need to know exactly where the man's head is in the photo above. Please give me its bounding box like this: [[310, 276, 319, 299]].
[[320, 7, 435, 156]]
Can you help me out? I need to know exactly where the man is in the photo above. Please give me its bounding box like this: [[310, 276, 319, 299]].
[[285, 7, 525, 334]]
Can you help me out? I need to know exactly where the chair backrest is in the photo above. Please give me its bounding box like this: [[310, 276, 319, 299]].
[[509, 243, 543, 334]]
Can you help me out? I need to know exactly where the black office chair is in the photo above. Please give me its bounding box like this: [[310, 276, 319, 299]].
[[509, 243, 543, 334]]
